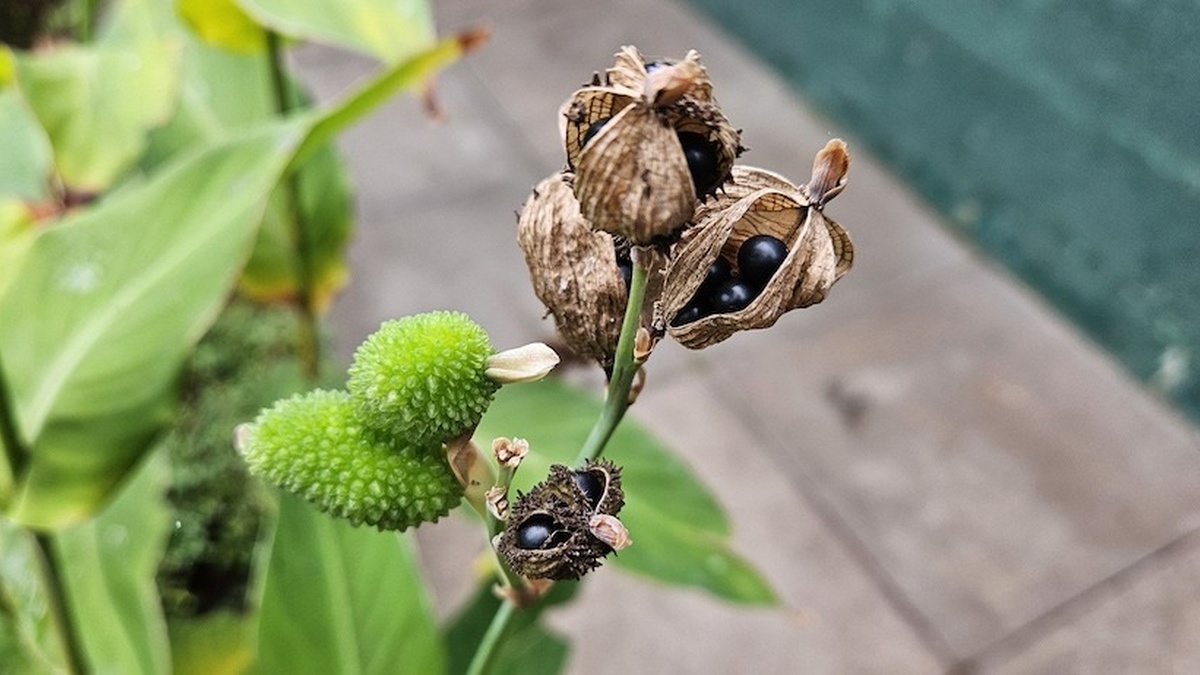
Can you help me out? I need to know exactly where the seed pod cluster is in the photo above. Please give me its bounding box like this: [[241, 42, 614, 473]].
[[498, 460, 626, 580], [518, 46, 855, 360]]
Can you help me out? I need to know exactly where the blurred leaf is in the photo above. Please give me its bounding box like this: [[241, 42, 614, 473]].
[[240, 142, 352, 311], [475, 380, 777, 605], [0, 33, 467, 529], [54, 450, 171, 675], [0, 202, 36, 305], [168, 611, 256, 675], [444, 583, 575, 675], [178, 0, 265, 54], [12, 0, 182, 191], [0, 519, 63, 674], [257, 493, 444, 675], [0, 88, 53, 202], [237, 0, 435, 63]]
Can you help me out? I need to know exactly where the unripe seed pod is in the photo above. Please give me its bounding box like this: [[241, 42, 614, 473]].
[[347, 311, 499, 443], [240, 390, 463, 531]]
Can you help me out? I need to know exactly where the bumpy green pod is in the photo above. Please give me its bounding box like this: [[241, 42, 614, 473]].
[[241, 389, 463, 531], [348, 311, 500, 443]]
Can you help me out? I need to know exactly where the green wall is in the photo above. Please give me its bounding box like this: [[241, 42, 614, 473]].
[[688, 0, 1200, 421]]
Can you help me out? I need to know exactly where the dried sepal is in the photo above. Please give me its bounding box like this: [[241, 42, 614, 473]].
[[805, 139, 850, 206], [661, 152, 855, 349], [497, 460, 626, 581]]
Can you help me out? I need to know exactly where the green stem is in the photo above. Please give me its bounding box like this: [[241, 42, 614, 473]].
[[0, 352, 27, 486], [33, 534, 88, 675], [575, 259, 648, 464], [465, 258, 650, 675], [464, 600, 515, 675], [265, 30, 321, 380]]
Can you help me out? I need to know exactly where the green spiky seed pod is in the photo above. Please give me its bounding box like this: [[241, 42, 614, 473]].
[[240, 389, 463, 531], [347, 311, 500, 443]]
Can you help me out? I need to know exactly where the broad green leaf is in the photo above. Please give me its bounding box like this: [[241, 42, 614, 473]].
[[0, 118, 309, 529], [238, 0, 435, 63], [54, 450, 171, 675], [12, 0, 182, 191], [444, 583, 576, 675], [0, 33, 467, 529], [257, 492, 445, 675], [0, 518, 64, 674], [178, 0, 265, 54], [0, 201, 36, 305], [168, 611, 256, 675], [475, 380, 777, 605], [240, 141, 352, 311], [0, 88, 53, 202]]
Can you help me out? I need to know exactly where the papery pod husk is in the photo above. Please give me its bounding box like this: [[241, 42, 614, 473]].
[[661, 181, 853, 349], [517, 172, 665, 366]]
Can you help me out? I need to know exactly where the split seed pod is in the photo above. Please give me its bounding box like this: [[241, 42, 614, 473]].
[[517, 172, 664, 367], [561, 46, 742, 243], [661, 141, 855, 349], [498, 460, 626, 581]]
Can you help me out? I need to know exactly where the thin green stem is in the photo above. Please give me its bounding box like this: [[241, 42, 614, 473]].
[[464, 600, 515, 675], [33, 534, 87, 675], [265, 30, 321, 380], [465, 258, 650, 675], [575, 259, 648, 465]]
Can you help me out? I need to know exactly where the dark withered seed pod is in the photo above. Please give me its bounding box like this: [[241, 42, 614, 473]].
[[498, 460, 625, 580]]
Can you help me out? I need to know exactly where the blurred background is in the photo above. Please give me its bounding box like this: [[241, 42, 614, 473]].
[[306, 0, 1200, 672]]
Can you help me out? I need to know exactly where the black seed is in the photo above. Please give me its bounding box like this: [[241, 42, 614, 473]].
[[737, 235, 788, 288], [581, 117, 611, 149], [573, 470, 605, 509], [618, 261, 633, 291], [678, 132, 721, 196], [711, 278, 756, 313], [699, 257, 731, 296], [517, 514, 560, 550], [670, 301, 708, 327]]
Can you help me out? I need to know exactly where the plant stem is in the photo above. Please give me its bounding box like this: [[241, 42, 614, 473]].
[[33, 533, 87, 675], [265, 30, 321, 380], [0, 353, 28, 487], [465, 259, 650, 674], [575, 259, 648, 464], [464, 600, 515, 675]]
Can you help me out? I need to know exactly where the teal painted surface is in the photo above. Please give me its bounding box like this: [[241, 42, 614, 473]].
[[688, 0, 1200, 421]]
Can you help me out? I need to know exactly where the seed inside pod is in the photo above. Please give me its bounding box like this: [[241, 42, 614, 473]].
[[678, 131, 721, 196], [581, 116, 611, 149], [517, 513, 568, 550], [711, 278, 756, 313], [573, 470, 605, 510], [699, 256, 732, 295], [670, 300, 708, 327], [737, 235, 788, 288]]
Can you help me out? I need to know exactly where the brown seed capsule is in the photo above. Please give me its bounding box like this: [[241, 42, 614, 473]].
[[517, 173, 666, 368], [660, 144, 855, 349], [498, 460, 626, 581]]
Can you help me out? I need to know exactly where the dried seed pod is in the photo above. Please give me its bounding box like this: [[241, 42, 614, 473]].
[[517, 172, 666, 367], [498, 460, 626, 580], [559, 46, 743, 243], [661, 144, 855, 349]]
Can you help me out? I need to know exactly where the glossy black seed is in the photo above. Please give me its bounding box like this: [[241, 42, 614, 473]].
[[737, 235, 788, 287], [618, 261, 633, 291], [573, 470, 605, 509], [517, 514, 560, 550], [670, 301, 708, 327], [711, 278, 756, 313], [580, 117, 611, 149], [699, 257, 731, 296], [677, 132, 721, 196]]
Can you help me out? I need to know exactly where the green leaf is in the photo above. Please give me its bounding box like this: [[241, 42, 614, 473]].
[[0, 87, 53, 202], [168, 611, 256, 675], [237, 0, 435, 63], [54, 450, 172, 675], [0, 519, 63, 674], [12, 0, 182, 191], [0, 201, 36, 306], [444, 583, 575, 675], [178, 0, 266, 54], [0, 34, 467, 530], [475, 380, 777, 605], [257, 492, 445, 675]]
